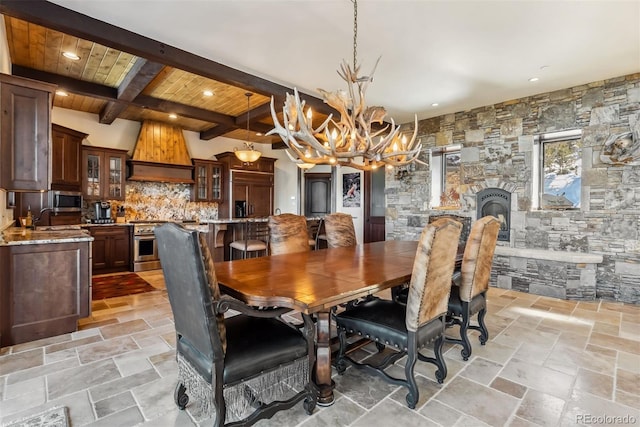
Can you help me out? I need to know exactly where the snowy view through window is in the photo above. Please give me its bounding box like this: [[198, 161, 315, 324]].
[[542, 138, 582, 209]]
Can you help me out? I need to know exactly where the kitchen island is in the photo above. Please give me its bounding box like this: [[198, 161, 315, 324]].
[[0, 226, 93, 347]]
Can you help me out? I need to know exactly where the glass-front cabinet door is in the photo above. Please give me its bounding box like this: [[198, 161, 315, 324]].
[[192, 159, 224, 202], [82, 147, 127, 201], [108, 154, 124, 199], [85, 151, 101, 198]]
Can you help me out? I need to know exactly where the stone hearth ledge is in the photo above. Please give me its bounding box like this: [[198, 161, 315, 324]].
[[494, 246, 603, 264]]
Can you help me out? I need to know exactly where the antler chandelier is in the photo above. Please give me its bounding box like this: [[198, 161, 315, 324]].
[[268, 0, 422, 171]]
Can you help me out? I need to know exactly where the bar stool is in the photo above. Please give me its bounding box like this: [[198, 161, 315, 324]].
[[229, 219, 269, 259]]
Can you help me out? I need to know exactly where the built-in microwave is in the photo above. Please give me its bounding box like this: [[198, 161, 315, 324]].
[[48, 191, 83, 213]]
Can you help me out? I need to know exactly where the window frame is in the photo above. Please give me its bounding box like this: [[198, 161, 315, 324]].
[[430, 144, 461, 208], [533, 129, 583, 210]]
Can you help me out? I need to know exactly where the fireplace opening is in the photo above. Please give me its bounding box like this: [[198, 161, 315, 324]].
[[476, 188, 510, 241]]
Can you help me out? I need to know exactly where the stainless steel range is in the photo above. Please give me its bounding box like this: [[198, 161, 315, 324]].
[[132, 221, 165, 272]]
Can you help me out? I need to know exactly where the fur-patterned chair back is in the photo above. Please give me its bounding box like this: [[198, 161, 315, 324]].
[[268, 214, 310, 255], [405, 218, 462, 331], [458, 216, 501, 302], [323, 213, 357, 248]]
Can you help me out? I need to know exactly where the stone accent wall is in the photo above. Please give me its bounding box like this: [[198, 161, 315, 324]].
[[387, 73, 640, 303]]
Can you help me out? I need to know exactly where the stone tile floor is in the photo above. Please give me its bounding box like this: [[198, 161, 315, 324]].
[[1, 270, 638, 426]]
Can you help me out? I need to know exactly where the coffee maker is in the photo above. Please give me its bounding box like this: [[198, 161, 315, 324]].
[[235, 200, 247, 218], [94, 201, 113, 223]]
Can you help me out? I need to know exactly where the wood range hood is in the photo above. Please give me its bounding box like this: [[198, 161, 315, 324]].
[[127, 121, 194, 183]]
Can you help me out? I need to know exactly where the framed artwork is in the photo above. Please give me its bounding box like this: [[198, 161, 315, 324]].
[[342, 172, 361, 207]]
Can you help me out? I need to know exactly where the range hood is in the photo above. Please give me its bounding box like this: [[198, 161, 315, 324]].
[[128, 121, 194, 183]]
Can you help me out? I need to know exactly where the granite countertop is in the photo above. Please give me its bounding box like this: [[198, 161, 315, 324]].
[[1, 227, 93, 246]]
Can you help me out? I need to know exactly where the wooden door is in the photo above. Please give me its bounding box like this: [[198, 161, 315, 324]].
[[110, 228, 131, 270], [304, 173, 332, 216], [364, 168, 386, 243]]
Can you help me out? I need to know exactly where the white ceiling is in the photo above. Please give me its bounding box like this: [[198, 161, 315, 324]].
[[51, 0, 640, 124]]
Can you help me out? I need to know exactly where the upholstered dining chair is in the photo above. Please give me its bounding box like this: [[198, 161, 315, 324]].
[[229, 218, 269, 259], [334, 218, 462, 409], [323, 212, 357, 248], [155, 223, 317, 426], [428, 213, 471, 251], [447, 215, 501, 361], [268, 213, 310, 255]]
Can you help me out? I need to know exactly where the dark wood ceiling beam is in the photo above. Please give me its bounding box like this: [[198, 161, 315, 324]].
[[133, 95, 237, 126], [0, 0, 337, 118], [99, 58, 165, 124], [12, 65, 118, 99], [200, 125, 234, 141], [12, 65, 240, 127]]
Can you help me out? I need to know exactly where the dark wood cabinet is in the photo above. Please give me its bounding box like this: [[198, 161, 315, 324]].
[[0, 241, 91, 347], [232, 172, 274, 217], [88, 225, 131, 274], [216, 152, 276, 218], [51, 124, 85, 191], [82, 146, 128, 201], [0, 73, 55, 191], [192, 159, 224, 202]]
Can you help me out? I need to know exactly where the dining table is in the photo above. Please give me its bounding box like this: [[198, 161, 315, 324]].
[[214, 240, 461, 406]]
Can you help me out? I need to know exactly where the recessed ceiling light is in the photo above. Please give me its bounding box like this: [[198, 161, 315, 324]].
[[55, 90, 68, 97], [203, 90, 214, 97], [431, 103, 439, 107], [62, 51, 80, 60], [529, 77, 539, 82], [168, 113, 177, 119]]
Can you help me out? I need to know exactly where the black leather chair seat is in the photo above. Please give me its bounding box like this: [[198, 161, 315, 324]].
[[447, 285, 486, 316], [335, 298, 444, 350], [178, 315, 308, 385]]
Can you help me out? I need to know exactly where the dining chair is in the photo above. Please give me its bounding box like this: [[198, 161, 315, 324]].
[[446, 215, 501, 360], [428, 213, 471, 251], [155, 223, 317, 426], [334, 218, 462, 409], [306, 217, 324, 250], [323, 212, 357, 248], [229, 218, 269, 259], [268, 213, 310, 255]]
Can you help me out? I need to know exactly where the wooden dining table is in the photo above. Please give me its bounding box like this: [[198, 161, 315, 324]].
[[215, 240, 463, 406]]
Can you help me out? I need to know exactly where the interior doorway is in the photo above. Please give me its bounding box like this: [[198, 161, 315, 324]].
[[304, 173, 332, 217], [364, 168, 385, 242]]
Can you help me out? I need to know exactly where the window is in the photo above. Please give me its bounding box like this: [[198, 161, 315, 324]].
[[430, 145, 461, 208], [533, 129, 582, 210]]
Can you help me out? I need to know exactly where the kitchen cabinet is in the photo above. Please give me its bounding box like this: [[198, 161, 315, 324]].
[[215, 152, 276, 218], [0, 73, 56, 191], [88, 225, 131, 274], [82, 146, 128, 201], [51, 124, 85, 191], [192, 159, 224, 202], [0, 240, 91, 347]]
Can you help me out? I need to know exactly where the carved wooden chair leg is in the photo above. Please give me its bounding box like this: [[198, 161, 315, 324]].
[[404, 351, 419, 409], [174, 383, 188, 410], [476, 307, 489, 345], [335, 330, 349, 374]]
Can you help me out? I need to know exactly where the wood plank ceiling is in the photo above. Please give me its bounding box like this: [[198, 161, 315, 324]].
[[0, 0, 336, 145]]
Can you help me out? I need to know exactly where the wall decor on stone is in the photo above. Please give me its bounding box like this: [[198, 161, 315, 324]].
[[600, 131, 640, 165]]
